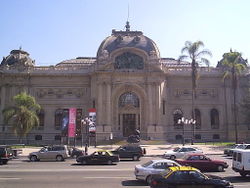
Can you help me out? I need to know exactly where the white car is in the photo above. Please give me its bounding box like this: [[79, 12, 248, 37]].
[[134, 159, 181, 184], [163, 146, 203, 160]]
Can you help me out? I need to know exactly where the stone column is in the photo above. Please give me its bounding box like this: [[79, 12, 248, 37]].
[[0, 86, 6, 125], [97, 82, 103, 127], [106, 83, 111, 126], [147, 83, 153, 128]]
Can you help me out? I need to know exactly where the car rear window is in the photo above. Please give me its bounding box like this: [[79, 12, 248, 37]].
[[142, 160, 154, 167]]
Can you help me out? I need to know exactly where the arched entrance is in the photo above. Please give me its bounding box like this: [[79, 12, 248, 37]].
[[118, 92, 140, 137]]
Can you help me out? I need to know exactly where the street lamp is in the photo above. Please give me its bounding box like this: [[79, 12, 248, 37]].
[[178, 117, 196, 146], [81, 117, 90, 152]]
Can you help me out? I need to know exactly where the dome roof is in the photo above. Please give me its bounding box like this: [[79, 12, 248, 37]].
[[1, 49, 35, 67], [97, 22, 160, 59]]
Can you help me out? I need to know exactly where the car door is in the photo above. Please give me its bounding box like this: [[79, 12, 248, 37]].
[[118, 146, 129, 158], [151, 162, 167, 174], [91, 152, 101, 164], [38, 147, 50, 160], [178, 148, 187, 158]]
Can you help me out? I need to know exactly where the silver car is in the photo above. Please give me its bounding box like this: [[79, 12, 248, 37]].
[[163, 146, 203, 160], [134, 159, 181, 184], [29, 145, 70, 161]]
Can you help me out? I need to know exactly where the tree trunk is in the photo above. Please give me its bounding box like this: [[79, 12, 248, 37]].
[[232, 67, 239, 143]]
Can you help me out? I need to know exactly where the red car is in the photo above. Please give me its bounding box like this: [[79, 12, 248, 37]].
[[175, 154, 228, 172]]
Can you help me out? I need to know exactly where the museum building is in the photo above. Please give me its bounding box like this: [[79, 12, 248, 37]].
[[0, 23, 249, 144]]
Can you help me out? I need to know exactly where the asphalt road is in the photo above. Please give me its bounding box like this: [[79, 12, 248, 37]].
[[0, 155, 249, 188]]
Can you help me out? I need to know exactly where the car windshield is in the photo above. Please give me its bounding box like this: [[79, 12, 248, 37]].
[[173, 147, 180, 152], [142, 160, 154, 167]]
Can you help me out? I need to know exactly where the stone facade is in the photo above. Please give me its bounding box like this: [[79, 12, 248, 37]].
[[1, 25, 250, 144]]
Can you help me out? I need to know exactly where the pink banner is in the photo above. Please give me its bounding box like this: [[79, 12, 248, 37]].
[[68, 108, 76, 137]]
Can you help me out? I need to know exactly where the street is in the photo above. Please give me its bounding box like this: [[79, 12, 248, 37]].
[[0, 155, 250, 188]]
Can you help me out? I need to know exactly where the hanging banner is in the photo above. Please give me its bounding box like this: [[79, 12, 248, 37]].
[[68, 108, 76, 137], [88, 108, 96, 133], [61, 109, 69, 137]]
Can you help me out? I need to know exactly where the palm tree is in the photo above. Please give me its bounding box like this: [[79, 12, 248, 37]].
[[179, 41, 212, 141], [2, 92, 41, 143], [219, 50, 247, 143]]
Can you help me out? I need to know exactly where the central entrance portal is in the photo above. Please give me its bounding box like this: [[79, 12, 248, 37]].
[[123, 114, 136, 137]]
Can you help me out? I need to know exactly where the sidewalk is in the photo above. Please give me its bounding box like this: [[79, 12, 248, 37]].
[[19, 144, 224, 157]]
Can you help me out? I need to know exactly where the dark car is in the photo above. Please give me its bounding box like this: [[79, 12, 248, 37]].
[[175, 154, 228, 172], [150, 166, 233, 188], [76, 150, 119, 165], [69, 147, 85, 158], [0, 146, 14, 165], [111, 144, 146, 161]]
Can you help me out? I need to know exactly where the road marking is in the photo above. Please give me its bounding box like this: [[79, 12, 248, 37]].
[[0, 168, 133, 172], [0, 177, 22, 180]]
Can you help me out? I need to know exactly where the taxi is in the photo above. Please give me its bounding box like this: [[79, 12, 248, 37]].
[[76, 150, 119, 165], [150, 166, 233, 188]]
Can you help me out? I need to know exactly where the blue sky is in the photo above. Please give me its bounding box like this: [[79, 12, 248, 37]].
[[1, 0, 250, 67]]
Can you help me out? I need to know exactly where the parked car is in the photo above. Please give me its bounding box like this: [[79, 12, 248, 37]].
[[28, 145, 70, 162], [163, 146, 202, 160], [69, 147, 85, 158], [150, 166, 233, 188], [134, 159, 181, 184], [0, 146, 14, 165], [225, 144, 250, 156], [176, 154, 228, 172], [232, 149, 250, 177], [111, 144, 146, 161], [76, 150, 119, 165]]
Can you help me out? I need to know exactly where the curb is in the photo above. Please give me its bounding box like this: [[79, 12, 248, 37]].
[[144, 153, 223, 158]]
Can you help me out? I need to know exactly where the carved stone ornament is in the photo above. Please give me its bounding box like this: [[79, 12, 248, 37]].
[[114, 52, 144, 70], [36, 88, 85, 99], [99, 50, 109, 60]]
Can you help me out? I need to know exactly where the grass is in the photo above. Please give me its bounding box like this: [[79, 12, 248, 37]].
[[194, 142, 235, 146]]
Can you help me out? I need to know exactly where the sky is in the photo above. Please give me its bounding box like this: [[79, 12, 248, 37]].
[[1, 0, 250, 67]]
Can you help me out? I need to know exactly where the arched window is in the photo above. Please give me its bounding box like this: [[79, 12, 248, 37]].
[[211, 109, 219, 129], [55, 109, 63, 130], [173, 109, 183, 129], [119, 92, 139, 108], [114, 52, 144, 69], [38, 109, 45, 130], [35, 135, 42, 140], [194, 109, 201, 129]]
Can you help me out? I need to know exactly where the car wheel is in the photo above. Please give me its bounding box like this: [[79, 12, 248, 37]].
[[240, 172, 247, 177], [146, 175, 153, 185], [132, 155, 139, 161], [30, 155, 38, 162], [107, 160, 113, 165], [56, 155, 64, 161], [170, 155, 176, 160], [217, 165, 224, 172], [2, 160, 8, 165]]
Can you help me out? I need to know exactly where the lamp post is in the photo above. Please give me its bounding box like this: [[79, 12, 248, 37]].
[[81, 117, 90, 150], [178, 117, 196, 146]]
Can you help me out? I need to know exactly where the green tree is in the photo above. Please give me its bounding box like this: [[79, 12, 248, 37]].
[[178, 41, 212, 138], [219, 50, 247, 143], [2, 92, 41, 142]]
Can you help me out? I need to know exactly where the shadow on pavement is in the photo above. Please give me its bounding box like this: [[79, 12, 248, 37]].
[[121, 180, 147, 186], [155, 146, 172, 150], [71, 163, 117, 166], [225, 176, 250, 183]]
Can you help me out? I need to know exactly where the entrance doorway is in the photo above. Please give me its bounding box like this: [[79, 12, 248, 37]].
[[123, 114, 136, 137]]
